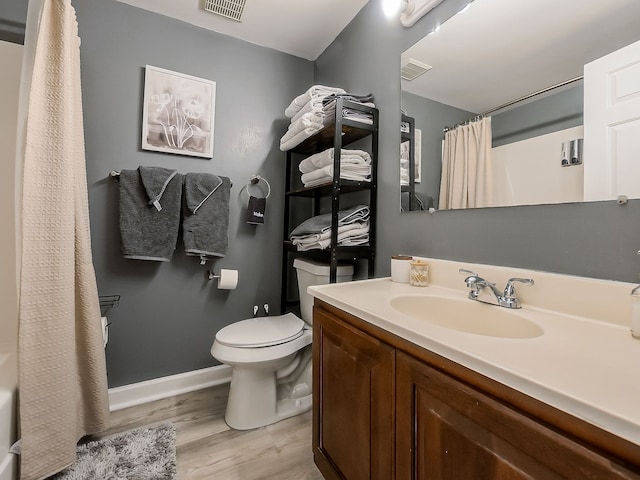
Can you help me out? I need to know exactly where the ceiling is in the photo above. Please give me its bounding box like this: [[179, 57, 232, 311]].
[[115, 0, 370, 61], [401, 0, 640, 114]]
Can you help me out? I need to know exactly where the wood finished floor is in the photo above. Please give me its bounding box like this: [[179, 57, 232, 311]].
[[100, 384, 324, 479]]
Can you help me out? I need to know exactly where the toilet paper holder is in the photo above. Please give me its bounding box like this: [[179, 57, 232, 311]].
[[207, 268, 239, 290]]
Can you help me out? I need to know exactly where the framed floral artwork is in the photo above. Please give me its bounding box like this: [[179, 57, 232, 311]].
[[141, 65, 216, 158]]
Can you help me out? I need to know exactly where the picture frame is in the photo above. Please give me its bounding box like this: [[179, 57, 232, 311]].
[[141, 65, 216, 158]]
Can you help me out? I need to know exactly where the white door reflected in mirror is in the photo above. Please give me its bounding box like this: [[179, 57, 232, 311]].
[[584, 39, 640, 202]]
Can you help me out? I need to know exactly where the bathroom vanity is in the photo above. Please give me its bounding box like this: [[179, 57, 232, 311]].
[[309, 259, 640, 479]]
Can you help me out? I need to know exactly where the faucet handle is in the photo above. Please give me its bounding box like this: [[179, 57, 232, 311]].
[[504, 277, 534, 298], [459, 268, 483, 292], [459, 268, 478, 277]]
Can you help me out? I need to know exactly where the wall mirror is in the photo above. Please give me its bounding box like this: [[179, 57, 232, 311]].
[[400, 0, 640, 212]]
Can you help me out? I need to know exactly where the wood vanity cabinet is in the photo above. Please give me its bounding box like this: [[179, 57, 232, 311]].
[[312, 304, 395, 480], [312, 299, 640, 480]]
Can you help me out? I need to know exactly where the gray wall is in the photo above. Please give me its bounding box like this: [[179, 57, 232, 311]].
[[74, 0, 313, 387], [492, 84, 583, 147], [316, 0, 640, 283]]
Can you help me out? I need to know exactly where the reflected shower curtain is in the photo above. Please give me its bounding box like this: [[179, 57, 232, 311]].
[[439, 116, 493, 209], [18, 1, 109, 479]]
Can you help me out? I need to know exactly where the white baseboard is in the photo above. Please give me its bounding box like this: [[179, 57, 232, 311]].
[[108, 364, 232, 412]]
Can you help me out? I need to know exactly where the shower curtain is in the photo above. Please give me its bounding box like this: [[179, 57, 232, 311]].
[[18, 1, 109, 479], [439, 116, 493, 209]]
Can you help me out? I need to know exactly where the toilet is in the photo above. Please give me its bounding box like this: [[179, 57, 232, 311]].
[[211, 259, 354, 430]]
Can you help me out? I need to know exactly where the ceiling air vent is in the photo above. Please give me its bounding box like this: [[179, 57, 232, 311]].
[[401, 58, 432, 81], [203, 0, 247, 22]]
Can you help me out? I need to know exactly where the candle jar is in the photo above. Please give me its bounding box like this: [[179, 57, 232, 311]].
[[410, 260, 430, 287], [391, 255, 413, 283]]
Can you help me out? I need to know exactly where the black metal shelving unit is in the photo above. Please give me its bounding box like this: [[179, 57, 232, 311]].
[[401, 114, 417, 211], [280, 98, 379, 313]]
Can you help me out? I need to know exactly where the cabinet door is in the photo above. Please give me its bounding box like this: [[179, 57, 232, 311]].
[[396, 352, 638, 480], [313, 306, 395, 480]]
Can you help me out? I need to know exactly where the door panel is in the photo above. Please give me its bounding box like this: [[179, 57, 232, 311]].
[[584, 39, 640, 201]]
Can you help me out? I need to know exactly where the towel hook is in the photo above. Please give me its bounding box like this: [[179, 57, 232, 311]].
[[245, 174, 271, 199]]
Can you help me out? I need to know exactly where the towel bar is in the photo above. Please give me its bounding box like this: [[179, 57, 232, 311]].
[[109, 170, 233, 187]]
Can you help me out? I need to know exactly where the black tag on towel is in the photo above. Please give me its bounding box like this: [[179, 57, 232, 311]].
[[246, 196, 266, 225]]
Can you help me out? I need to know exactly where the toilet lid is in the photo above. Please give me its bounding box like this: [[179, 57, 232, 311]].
[[215, 312, 305, 348]]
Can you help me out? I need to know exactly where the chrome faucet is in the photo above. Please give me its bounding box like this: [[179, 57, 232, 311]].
[[459, 269, 534, 309]]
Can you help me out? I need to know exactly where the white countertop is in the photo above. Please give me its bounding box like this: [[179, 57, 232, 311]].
[[309, 272, 640, 446]]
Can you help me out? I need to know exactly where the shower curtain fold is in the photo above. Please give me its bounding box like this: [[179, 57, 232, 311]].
[[439, 116, 493, 210], [18, 1, 109, 479]]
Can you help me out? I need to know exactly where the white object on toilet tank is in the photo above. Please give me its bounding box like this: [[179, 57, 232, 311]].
[[293, 259, 354, 324]]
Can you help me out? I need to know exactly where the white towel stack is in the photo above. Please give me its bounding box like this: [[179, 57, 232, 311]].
[[400, 141, 410, 186], [299, 147, 372, 188], [290, 205, 370, 251], [292, 220, 370, 251], [280, 85, 346, 151], [322, 99, 375, 125], [280, 86, 377, 151]]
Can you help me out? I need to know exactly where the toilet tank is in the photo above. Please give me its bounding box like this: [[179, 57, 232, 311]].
[[293, 259, 354, 325]]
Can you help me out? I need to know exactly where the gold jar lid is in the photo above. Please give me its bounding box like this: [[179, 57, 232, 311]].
[[410, 259, 429, 266], [392, 255, 413, 260]]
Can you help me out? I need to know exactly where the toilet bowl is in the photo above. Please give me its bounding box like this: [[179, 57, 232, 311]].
[[211, 313, 313, 430], [211, 259, 353, 430]]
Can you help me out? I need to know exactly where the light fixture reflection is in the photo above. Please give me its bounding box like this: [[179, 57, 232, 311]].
[[383, 0, 408, 17]]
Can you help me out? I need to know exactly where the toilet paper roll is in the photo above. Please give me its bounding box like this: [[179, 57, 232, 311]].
[[217, 269, 238, 289]]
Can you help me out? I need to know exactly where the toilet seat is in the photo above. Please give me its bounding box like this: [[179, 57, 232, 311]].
[[215, 312, 305, 348]]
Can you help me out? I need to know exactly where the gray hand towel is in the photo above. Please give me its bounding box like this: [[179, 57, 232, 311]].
[[119, 167, 183, 261], [183, 173, 231, 259]]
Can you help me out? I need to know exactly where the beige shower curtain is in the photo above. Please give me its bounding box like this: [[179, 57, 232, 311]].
[[439, 116, 493, 209], [18, 1, 109, 479]]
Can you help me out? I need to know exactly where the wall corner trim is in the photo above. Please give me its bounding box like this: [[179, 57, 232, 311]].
[[108, 364, 232, 412]]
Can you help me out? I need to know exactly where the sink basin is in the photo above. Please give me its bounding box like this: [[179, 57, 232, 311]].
[[390, 295, 543, 338]]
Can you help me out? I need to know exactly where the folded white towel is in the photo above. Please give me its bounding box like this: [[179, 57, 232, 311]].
[[323, 100, 375, 125], [280, 127, 323, 151], [342, 110, 374, 125], [298, 225, 370, 251], [291, 100, 325, 124], [285, 85, 346, 118], [290, 205, 370, 237], [338, 234, 369, 247], [299, 148, 371, 174], [279, 116, 324, 150], [301, 164, 371, 187], [291, 221, 367, 245], [289, 111, 325, 130], [303, 175, 369, 188], [293, 222, 370, 251]]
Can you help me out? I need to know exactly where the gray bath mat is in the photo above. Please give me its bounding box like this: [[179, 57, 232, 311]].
[[49, 423, 177, 479]]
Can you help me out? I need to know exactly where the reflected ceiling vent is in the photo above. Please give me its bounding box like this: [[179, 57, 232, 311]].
[[401, 58, 432, 81], [203, 0, 247, 22]]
